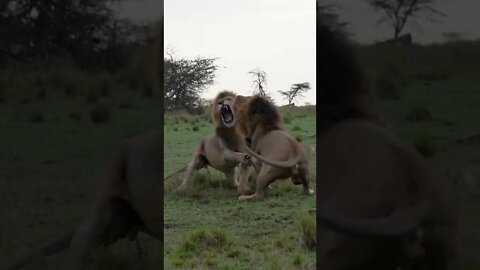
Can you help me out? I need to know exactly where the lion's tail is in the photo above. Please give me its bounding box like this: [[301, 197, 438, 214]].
[[316, 200, 428, 237], [164, 165, 188, 180], [241, 138, 301, 168], [8, 230, 74, 270], [317, 131, 434, 237]]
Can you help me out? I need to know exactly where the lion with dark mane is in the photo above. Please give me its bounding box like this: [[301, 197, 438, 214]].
[[313, 7, 460, 270], [234, 95, 314, 200], [171, 90, 253, 191]]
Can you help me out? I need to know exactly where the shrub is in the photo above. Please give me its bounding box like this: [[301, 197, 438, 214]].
[[405, 106, 432, 122], [29, 111, 44, 123], [68, 112, 83, 122], [35, 88, 47, 100], [118, 100, 132, 109], [84, 91, 99, 104], [143, 84, 153, 98], [292, 253, 304, 266], [283, 116, 291, 124], [376, 75, 401, 100], [292, 125, 301, 131], [89, 105, 111, 123], [192, 125, 199, 132], [183, 227, 227, 252], [64, 83, 77, 98], [99, 81, 110, 97], [0, 87, 6, 103], [412, 128, 437, 157], [297, 207, 316, 250]]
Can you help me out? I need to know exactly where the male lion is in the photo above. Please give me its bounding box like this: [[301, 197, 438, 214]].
[[174, 91, 253, 191], [312, 10, 459, 269], [234, 95, 314, 201], [10, 22, 165, 270]]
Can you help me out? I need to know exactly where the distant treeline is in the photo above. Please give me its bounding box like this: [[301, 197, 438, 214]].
[[0, 0, 159, 72]]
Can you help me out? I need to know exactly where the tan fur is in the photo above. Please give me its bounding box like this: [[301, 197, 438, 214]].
[[10, 22, 165, 270], [176, 91, 253, 192], [234, 95, 314, 201], [313, 14, 460, 269]]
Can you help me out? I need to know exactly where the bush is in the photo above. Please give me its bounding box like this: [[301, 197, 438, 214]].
[[412, 129, 437, 157], [192, 125, 199, 132], [118, 100, 133, 110], [0, 87, 6, 103], [405, 106, 432, 122], [376, 75, 401, 100], [99, 81, 110, 97], [89, 105, 111, 123], [35, 88, 47, 100], [29, 111, 44, 123], [143, 84, 153, 98], [84, 91, 99, 104], [283, 116, 291, 124], [64, 83, 77, 98], [183, 227, 227, 252], [292, 125, 301, 131], [68, 112, 83, 122], [297, 208, 315, 250]]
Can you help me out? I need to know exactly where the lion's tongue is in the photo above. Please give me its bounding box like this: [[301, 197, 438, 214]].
[[224, 113, 232, 122]]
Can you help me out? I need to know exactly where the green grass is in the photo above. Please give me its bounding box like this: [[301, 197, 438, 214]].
[[164, 105, 317, 269]]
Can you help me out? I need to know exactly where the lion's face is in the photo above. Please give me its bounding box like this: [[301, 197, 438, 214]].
[[213, 92, 237, 128]]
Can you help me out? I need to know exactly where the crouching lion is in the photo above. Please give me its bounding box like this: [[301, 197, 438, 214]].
[[234, 95, 314, 201], [172, 91, 253, 192], [313, 11, 459, 269]]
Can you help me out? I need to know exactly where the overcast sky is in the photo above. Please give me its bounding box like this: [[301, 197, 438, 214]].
[[118, 0, 316, 105], [118, 0, 480, 104]]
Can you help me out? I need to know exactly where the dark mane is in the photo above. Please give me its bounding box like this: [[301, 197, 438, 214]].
[[214, 91, 236, 101], [215, 126, 241, 151], [247, 95, 284, 134], [317, 14, 384, 130]]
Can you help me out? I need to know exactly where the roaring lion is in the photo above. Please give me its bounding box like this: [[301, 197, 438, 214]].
[[174, 91, 253, 191], [234, 95, 314, 201], [10, 21, 165, 270], [312, 11, 460, 269]]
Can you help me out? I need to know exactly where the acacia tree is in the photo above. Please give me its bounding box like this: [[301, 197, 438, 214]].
[[164, 51, 218, 113], [279, 82, 311, 106], [0, 0, 123, 61], [366, 0, 445, 40], [248, 68, 267, 96]]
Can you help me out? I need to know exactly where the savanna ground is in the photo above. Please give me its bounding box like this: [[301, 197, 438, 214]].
[[163, 106, 317, 270], [0, 41, 479, 269]]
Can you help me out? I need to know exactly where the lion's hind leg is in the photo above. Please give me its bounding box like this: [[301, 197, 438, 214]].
[[297, 164, 314, 195], [177, 154, 208, 192], [238, 167, 276, 201]]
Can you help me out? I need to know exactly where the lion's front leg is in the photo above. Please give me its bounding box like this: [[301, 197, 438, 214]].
[[223, 149, 251, 165], [236, 163, 254, 194]]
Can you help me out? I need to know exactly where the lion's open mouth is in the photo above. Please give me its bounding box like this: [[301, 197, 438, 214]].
[[220, 104, 234, 126]]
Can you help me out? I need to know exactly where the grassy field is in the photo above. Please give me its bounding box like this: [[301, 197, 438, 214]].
[[163, 106, 317, 270], [0, 41, 479, 269]]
